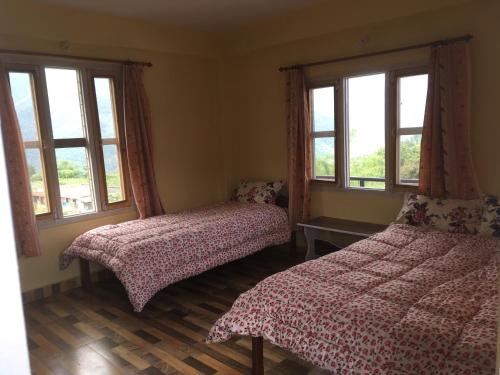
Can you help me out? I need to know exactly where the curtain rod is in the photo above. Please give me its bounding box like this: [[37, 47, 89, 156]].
[[278, 34, 473, 72], [0, 48, 152, 67]]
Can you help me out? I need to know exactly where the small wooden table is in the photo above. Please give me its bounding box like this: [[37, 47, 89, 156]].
[[297, 217, 388, 260]]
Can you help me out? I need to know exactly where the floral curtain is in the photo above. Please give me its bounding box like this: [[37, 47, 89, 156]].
[[286, 68, 312, 230], [0, 67, 41, 257], [123, 64, 164, 218], [419, 41, 479, 199]]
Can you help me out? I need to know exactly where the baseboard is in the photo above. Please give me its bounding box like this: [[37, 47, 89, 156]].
[[21, 269, 114, 304]]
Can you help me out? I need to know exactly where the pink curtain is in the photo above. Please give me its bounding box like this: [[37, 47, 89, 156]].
[[286, 68, 312, 230], [419, 42, 479, 199], [123, 64, 164, 219], [0, 67, 40, 257]]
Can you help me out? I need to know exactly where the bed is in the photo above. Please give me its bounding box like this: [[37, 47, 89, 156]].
[[60, 201, 290, 312], [206, 224, 498, 374]]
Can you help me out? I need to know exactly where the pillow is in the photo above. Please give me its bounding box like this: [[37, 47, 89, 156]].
[[234, 181, 284, 204], [395, 193, 482, 235], [480, 195, 500, 238]]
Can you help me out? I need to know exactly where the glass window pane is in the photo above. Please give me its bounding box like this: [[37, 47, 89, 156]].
[[399, 134, 421, 185], [45, 68, 85, 139], [8, 72, 39, 142], [55, 148, 95, 217], [94, 78, 117, 138], [103, 145, 124, 203], [399, 74, 428, 128], [314, 137, 335, 179], [312, 87, 335, 131], [347, 73, 385, 189], [25, 148, 49, 214]]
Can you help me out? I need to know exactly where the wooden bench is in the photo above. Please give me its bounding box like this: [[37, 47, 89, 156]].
[[297, 217, 388, 260]]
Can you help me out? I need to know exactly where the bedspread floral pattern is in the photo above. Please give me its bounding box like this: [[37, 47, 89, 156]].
[[207, 224, 498, 374], [60, 202, 290, 311], [396, 193, 482, 234]]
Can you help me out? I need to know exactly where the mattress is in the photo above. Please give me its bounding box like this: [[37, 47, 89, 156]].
[[60, 202, 290, 311], [207, 224, 498, 374]]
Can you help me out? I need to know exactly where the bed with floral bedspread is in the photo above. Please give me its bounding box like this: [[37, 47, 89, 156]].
[[60, 202, 290, 312], [207, 224, 498, 374]]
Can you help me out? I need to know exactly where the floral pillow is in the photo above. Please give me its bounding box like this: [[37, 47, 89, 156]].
[[234, 181, 284, 204], [480, 195, 500, 238], [395, 193, 482, 235]]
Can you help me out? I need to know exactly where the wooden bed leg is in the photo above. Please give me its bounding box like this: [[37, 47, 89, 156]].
[[290, 230, 297, 256], [79, 258, 92, 291], [252, 336, 264, 375]]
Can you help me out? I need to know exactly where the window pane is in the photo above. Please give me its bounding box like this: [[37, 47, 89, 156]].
[[312, 87, 335, 131], [399, 74, 428, 128], [347, 73, 385, 189], [94, 78, 117, 138], [45, 68, 85, 139], [55, 148, 95, 217], [8, 72, 39, 142], [103, 145, 124, 203], [25, 148, 49, 214], [314, 137, 335, 179], [399, 134, 421, 185]]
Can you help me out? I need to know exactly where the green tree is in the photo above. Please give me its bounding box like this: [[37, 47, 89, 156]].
[[399, 135, 421, 181], [57, 160, 87, 179]]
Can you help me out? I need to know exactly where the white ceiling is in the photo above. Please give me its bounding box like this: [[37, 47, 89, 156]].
[[38, 0, 326, 30]]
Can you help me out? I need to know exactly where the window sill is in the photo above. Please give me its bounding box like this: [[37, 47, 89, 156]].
[[37, 206, 137, 230], [311, 178, 337, 185], [311, 183, 409, 196]]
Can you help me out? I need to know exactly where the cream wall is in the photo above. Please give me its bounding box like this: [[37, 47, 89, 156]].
[[219, 0, 500, 224], [0, 0, 225, 291]]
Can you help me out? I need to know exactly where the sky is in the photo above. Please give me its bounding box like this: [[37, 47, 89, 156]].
[[312, 72, 428, 158]]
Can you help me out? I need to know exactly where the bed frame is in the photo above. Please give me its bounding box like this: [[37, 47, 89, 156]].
[[79, 258, 93, 291], [252, 337, 264, 375]]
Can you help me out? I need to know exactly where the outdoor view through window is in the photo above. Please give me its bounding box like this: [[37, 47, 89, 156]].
[[9, 66, 125, 219], [311, 71, 428, 190], [347, 73, 386, 189]]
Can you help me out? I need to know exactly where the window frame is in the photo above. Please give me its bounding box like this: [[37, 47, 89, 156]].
[[88, 71, 132, 210], [388, 66, 428, 192], [2, 54, 133, 226], [308, 80, 341, 186], [343, 71, 388, 191], [307, 65, 428, 194]]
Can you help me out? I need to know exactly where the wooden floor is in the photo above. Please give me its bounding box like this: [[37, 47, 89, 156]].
[[24, 245, 316, 375]]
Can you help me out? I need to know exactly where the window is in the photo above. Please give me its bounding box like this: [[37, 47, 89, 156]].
[[346, 73, 386, 189], [9, 71, 51, 216], [6, 58, 130, 223], [308, 66, 428, 192], [395, 72, 428, 186], [311, 86, 336, 181]]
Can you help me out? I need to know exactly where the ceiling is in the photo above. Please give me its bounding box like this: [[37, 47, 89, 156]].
[[38, 0, 326, 31]]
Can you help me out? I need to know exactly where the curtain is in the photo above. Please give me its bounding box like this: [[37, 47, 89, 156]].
[[419, 42, 479, 199], [123, 64, 164, 219], [286, 68, 312, 230], [0, 67, 41, 257]]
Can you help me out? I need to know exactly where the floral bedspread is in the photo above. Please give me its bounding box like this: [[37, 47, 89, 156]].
[[207, 224, 498, 374], [60, 202, 290, 312]]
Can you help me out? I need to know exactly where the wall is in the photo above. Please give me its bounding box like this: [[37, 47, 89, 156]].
[[0, 0, 225, 291], [220, 0, 500, 225]]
